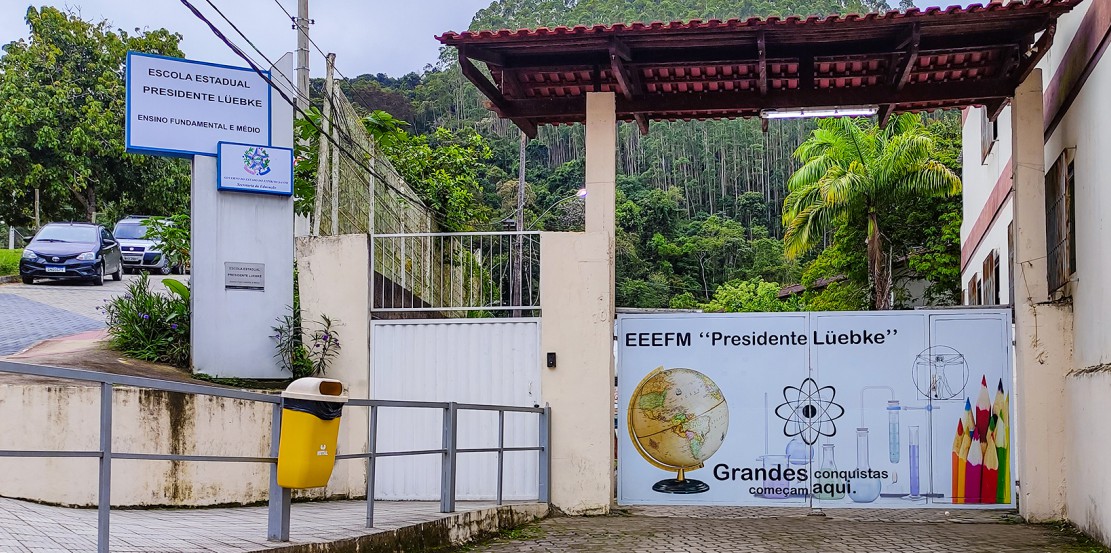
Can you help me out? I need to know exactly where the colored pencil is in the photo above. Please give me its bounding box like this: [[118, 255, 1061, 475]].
[[963, 398, 974, 443], [965, 429, 983, 504], [982, 425, 999, 503], [975, 376, 992, 449], [992, 378, 1006, 422], [952, 419, 964, 501], [996, 413, 1009, 503], [957, 421, 972, 504]]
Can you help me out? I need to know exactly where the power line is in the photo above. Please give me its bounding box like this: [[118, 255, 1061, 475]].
[[177, 0, 453, 227]]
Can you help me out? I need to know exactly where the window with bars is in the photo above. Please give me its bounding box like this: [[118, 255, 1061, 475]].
[[982, 250, 1000, 306], [981, 108, 998, 162], [1045, 153, 1076, 296]]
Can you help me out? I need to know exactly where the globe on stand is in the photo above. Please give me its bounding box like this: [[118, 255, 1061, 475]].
[[627, 367, 729, 494]]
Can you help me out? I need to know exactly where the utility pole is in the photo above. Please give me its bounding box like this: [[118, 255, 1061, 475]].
[[312, 53, 335, 236], [295, 0, 311, 113], [33, 189, 40, 229], [513, 132, 526, 316]]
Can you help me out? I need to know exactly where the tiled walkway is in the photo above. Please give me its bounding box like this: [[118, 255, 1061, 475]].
[[470, 506, 1106, 553], [0, 496, 512, 552]]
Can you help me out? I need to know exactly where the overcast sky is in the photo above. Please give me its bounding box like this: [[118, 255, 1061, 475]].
[[1, 0, 493, 78], [2, 0, 946, 78]]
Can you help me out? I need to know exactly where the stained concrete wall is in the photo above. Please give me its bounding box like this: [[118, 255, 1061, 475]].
[[539, 232, 614, 515], [295, 233, 372, 497], [0, 379, 370, 507]]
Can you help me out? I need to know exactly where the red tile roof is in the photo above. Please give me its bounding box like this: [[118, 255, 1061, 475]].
[[438, 0, 1080, 136]]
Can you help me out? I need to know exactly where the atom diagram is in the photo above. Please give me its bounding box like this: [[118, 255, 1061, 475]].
[[775, 377, 844, 445]]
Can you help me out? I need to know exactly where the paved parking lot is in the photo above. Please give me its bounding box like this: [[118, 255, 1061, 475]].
[[0, 275, 185, 355], [469, 507, 1106, 553]]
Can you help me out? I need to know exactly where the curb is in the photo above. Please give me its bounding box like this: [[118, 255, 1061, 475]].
[[0, 275, 20, 284], [254, 503, 549, 553]]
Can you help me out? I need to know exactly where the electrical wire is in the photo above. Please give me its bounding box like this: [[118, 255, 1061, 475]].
[[177, 0, 455, 227], [270, 0, 351, 82]]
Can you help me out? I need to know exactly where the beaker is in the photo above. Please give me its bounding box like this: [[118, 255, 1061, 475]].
[[887, 400, 901, 463], [908, 425, 921, 499], [848, 428, 881, 503], [785, 437, 812, 465], [757, 454, 789, 499], [815, 443, 846, 500]]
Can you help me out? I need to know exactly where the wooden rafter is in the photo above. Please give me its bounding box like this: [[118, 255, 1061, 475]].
[[458, 48, 538, 138], [757, 31, 768, 96], [500, 78, 1013, 120], [1013, 22, 1056, 86], [880, 24, 921, 128]]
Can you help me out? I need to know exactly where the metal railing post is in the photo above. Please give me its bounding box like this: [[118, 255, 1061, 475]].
[[97, 383, 112, 553], [267, 404, 291, 542], [496, 410, 504, 506], [538, 404, 551, 504], [365, 405, 377, 528], [440, 402, 458, 513]]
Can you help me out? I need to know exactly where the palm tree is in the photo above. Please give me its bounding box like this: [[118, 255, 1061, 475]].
[[781, 114, 961, 309]]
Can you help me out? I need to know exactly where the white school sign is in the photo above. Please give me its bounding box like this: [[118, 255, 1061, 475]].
[[126, 52, 271, 157], [124, 51, 294, 379], [617, 310, 1013, 509]]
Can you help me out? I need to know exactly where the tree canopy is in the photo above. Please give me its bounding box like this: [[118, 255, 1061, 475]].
[[0, 6, 189, 226]]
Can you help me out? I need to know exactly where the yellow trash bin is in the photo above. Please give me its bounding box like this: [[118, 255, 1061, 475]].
[[276, 377, 348, 489]]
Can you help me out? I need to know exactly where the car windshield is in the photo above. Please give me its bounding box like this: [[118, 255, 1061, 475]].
[[113, 222, 148, 240], [33, 225, 97, 243]]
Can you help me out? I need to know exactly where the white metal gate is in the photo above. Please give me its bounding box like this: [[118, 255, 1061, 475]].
[[371, 318, 541, 500]]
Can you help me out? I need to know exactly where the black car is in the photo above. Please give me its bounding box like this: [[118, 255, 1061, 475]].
[[19, 223, 124, 286]]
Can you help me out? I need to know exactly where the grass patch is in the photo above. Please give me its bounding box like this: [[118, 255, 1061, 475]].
[[1040, 521, 1111, 553], [0, 249, 21, 276]]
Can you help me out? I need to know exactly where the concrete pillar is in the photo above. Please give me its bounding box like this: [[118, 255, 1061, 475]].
[[540, 232, 614, 515], [585, 92, 617, 235], [1010, 68, 1073, 520], [294, 234, 372, 498]]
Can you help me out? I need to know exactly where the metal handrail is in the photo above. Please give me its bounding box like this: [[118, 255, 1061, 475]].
[[0, 360, 551, 552]]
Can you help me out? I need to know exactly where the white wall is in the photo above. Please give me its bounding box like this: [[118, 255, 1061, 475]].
[[372, 319, 541, 501], [1042, 12, 1111, 540]]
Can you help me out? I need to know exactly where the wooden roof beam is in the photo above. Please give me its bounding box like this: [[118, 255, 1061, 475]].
[[1013, 21, 1055, 86], [880, 24, 921, 128], [499, 79, 1013, 119], [459, 49, 537, 138], [609, 40, 643, 100], [757, 31, 768, 96]]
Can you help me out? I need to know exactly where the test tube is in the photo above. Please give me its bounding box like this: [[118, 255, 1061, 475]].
[[887, 400, 900, 463], [908, 425, 921, 498]]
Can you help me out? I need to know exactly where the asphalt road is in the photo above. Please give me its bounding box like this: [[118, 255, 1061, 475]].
[[0, 274, 186, 356]]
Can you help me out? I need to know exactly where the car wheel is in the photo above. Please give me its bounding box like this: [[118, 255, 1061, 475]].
[[91, 263, 104, 286], [21, 276, 34, 285], [111, 264, 122, 281], [159, 263, 172, 276]]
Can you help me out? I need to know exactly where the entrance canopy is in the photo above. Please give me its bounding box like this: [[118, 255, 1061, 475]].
[[437, 0, 1077, 136]]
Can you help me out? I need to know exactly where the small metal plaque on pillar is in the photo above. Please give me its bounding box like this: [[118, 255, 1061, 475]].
[[224, 262, 265, 291]]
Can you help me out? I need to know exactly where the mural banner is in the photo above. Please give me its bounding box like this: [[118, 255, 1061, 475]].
[[616, 310, 1013, 508]]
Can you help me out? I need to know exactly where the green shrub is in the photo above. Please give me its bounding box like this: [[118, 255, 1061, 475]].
[[0, 249, 21, 276], [103, 274, 190, 367], [272, 307, 340, 378]]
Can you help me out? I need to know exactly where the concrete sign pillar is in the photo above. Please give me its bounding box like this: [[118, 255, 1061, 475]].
[[1010, 68, 1073, 520], [191, 53, 296, 378]]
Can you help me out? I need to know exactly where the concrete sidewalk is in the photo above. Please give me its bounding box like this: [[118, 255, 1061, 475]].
[[0, 496, 546, 552]]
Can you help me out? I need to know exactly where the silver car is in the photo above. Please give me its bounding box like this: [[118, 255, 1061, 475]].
[[112, 216, 182, 275]]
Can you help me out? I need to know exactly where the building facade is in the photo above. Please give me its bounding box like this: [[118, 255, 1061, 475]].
[[961, 0, 1111, 542]]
